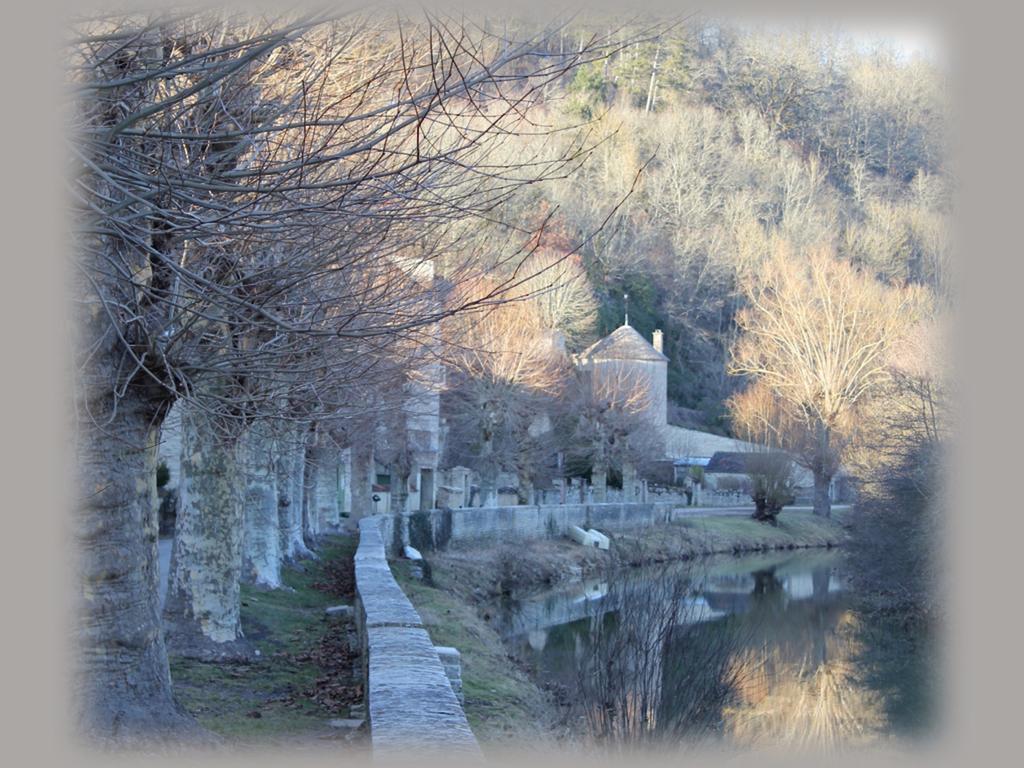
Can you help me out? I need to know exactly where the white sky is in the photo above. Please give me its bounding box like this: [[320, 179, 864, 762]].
[[848, 23, 945, 63]]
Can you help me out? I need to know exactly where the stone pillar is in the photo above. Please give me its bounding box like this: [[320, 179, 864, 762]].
[[592, 469, 607, 503], [622, 462, 637, 502], [419, 468, 435, 511], [436, 646, 464, 704]]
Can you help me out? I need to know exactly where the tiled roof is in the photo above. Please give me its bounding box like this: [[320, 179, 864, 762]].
[[579, 324, 668, 363]]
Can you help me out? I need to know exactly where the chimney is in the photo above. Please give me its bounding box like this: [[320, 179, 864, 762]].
[[652, 329, 664, 354]]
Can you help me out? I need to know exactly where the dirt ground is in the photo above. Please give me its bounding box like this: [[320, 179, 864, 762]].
[[168, 534, 369, 751]]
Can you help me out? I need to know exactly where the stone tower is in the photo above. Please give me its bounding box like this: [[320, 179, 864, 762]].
[[576, 323, 668, 442]]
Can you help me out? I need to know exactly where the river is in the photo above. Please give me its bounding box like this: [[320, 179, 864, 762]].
[[492, 549, 935, 750]]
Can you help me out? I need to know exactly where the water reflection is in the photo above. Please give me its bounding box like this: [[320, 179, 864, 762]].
[[497, 551, 924, 750]]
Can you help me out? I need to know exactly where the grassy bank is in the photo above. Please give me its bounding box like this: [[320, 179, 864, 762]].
[[169, 535, 367, 750], [390, 510, 849, 745], [390, 559, 562, 752], [615, 508, 849, 565], [414, 509, 849, 603]]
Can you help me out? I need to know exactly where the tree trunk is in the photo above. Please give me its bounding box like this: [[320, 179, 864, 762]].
[[275, 424, 315, 561], [479, 431, 497, 508], [307, 444, 341, 531], [813, 470, 832, 518], [350, 441, 375, 520], [392, 466, 410, 515], [516, 463, 534, 505], [302, 442, 320, 543], [71, 161, 208, 739], [75, 399, 203, 743], [338, 447, 353, 520], [163, 406, 251, 659], [813, 420, 833, 518], [242, 423, 281, 589]]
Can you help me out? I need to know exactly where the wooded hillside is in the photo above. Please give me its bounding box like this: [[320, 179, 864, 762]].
[[478, 21, 951, 431]]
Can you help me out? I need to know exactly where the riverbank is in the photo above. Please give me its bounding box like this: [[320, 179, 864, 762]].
[[390, 509, 850, 746], [168, 534, 369, 751]]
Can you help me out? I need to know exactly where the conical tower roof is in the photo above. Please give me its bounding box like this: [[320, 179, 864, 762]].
[[579, 324, 668, 363]]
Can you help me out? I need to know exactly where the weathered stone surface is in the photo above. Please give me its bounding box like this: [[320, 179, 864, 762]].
[[569, 524, 600, 548], [403, 545, 423, 561], [378, 501, 688, 555], [366, 626, 479, 756], [586, 528, 611, 550], [355, 516, 481, 757], [325, 604, 353, 618], [435, 645, 464, 703]]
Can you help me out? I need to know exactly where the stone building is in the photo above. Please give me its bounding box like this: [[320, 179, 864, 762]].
[[575, 323, 669, 449], [395, 353, 444, 513], [371, 261, 445, 517]]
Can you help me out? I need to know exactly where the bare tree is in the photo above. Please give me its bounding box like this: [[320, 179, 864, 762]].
[[729, 240, 925, 517], [745, 449, 797, 524], [69, 8, 631, 742], [558, 363, 662, 500], [512, 250, 599, 349], [442, 278, 568, 505], [841, 312, 948, 615], [728, 379, 846, 512], [162, 399, 252, 660], [570, 558, 750, 749]]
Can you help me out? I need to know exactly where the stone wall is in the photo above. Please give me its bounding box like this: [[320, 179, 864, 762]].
[[381, 501, 714, 554], [354, 517, 481, 758]]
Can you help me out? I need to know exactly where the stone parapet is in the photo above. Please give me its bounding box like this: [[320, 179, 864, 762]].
[[354, 517, 481, 758]]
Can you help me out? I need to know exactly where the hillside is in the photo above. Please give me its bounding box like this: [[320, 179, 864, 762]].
[[474, 21, 951, 432]]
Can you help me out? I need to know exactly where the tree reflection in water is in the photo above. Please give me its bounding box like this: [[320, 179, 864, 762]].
[[722, 610, 888, 751], [505, 553, 920, 752]]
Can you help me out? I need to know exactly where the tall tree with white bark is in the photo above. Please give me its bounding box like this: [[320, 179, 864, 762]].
[[69, 8, 631, 742], [729, 239, 926, 517]]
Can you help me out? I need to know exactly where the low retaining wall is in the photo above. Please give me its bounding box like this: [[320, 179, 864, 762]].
[[382, 501, 703, 554], [354, 517, 481, 758]]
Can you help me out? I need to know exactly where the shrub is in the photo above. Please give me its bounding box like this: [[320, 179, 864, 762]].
[[746, 452, 796, 525]]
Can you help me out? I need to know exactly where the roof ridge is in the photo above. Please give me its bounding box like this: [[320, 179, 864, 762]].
[[580, 324, 668, 362]]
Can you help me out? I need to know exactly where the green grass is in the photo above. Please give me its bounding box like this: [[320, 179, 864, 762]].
[[613, 509, 849, 565], [390, 560, 557, 747], [169, 535, 362, 745], [678, 508, 847, 547]]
